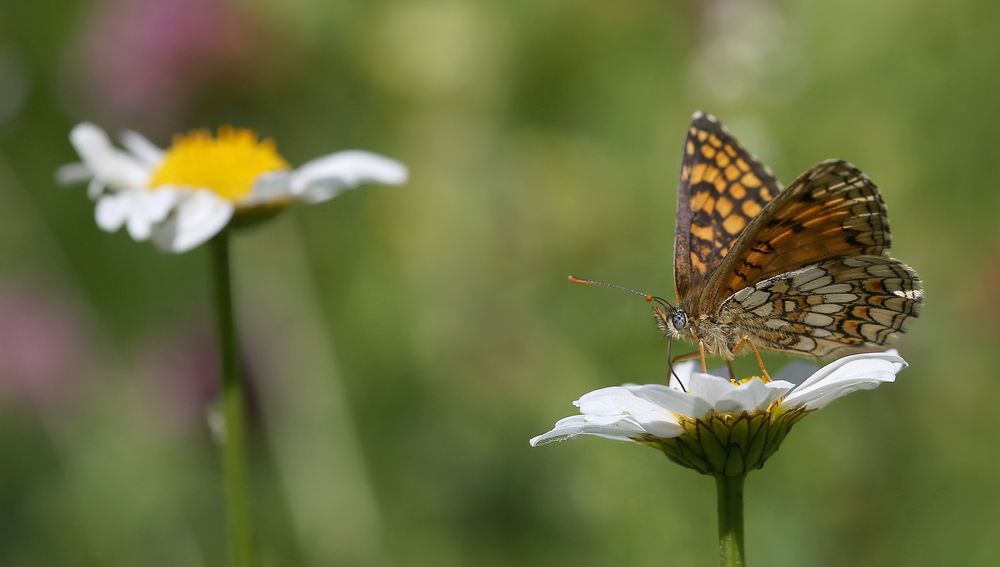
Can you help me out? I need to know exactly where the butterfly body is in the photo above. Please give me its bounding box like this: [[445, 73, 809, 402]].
[[659, 112, 922, 366]]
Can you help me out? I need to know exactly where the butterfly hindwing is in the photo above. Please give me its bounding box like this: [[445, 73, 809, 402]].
[[697, 159, 891, 315], [718, 255, 923, 357], [674, 112, 782, 302]]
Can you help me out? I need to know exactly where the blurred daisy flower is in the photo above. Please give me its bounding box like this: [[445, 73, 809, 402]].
[[59, 123, 408, 252], [531, 351, 906, 476]]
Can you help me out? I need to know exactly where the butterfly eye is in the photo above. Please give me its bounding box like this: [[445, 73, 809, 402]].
[[671, 310, 688, 330]]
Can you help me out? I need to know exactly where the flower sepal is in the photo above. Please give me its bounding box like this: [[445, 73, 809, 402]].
[[653, 406, 809, 477]]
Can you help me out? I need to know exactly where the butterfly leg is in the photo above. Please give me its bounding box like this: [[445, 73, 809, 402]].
[[731, 336, 772, 383], [747, 341, 772, 383], [670, 351, 703, 365], [726, 359, 736, 381]]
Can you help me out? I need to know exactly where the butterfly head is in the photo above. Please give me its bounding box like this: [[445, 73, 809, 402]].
[[652, 305, 688, 338]]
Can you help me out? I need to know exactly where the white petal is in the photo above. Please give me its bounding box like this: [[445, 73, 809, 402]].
[[668, 360, 698, 390], [531, 384, 688, 448], [782, 352, 907, 410], [289, 150, 408, 203], [55, 162, 93, 185], [70, 123, 151, 189], [126, 210, 154, 240], [576, 386, 680, 428], [670, 361, 734, 389], [714, 379, 795, 413], [762, 381, 795, 406], [627, 383, 710, 420], [120, 129, 164, 167], [687, 372, 738, 408], [151, 190, 233, 253], [118, 188, 182, 241], [529, 415, 651, 446], [574, 386, 648, 416], [87, 179, 106, 199], [139, 188, 181, 223], [640, 419, 684, 438], [94, 192, 132, 232], [241, 171, 293, 207]]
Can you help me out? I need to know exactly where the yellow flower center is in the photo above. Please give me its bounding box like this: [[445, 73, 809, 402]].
[[149, 126, 290, 201]]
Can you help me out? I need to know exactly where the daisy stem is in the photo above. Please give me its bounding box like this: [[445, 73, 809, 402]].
[[716, 474, 746, 567], [210, 231, 257, 567]]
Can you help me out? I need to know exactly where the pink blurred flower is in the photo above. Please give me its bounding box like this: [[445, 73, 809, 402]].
[[69, 0, 268, 134], [0, 285, 88, 410]]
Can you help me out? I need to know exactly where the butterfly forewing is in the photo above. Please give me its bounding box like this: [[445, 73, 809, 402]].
[[674, 112, 782, 302], [697, 160, 891, 315], [718, 255, 922, 357]]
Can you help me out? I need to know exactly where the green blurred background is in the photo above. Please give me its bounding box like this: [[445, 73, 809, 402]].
[[0, 0, 996, 565]]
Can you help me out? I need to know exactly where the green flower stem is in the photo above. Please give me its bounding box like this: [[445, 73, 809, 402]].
[[210, 231, 257, 567], [716, 474, 746, 567]]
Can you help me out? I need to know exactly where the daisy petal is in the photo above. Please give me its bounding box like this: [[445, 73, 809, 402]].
[[55, 162, 93, 185], [529, 415, 661, 446], [687, 372, 737, 408], [531, 384, 688, 448], [142, 188, 181, 223], [151, 191, 234, 253], [94, 192, 132, 232], [120, 129, 165, 167], [667, 360, 698, 390], [124, 189, 181, 240], [628, 383, 710, 418], [576, 386, 681, 428], [289, 150, 408, 203], [242, 171, 294, 207], [714, 379, 795, 413], [87, 179, 105, 199], [69, 123, 150, 188], [782, 352, 906, 410], [126, 212, 153, 240]]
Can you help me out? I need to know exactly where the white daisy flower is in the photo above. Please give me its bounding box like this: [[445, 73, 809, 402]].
[[530, 351, 906, 476], [58, 123, 408, 253]]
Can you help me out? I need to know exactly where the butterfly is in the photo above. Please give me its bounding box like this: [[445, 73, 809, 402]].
[[572, 112, 923, 380]]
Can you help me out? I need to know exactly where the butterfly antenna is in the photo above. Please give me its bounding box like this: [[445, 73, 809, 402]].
[[567, 275, 673, 307]]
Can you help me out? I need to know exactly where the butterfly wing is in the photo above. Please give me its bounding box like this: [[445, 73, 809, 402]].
[[698, 159, 892, 314], [674, 112, 782, 303], [700, 159, 923, 356], [718, 255, 923, 357]]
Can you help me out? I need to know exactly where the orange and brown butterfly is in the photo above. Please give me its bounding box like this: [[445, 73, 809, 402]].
[[571, 111, 923, 379]]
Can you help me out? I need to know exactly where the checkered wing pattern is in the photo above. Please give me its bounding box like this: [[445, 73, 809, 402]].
[[674, 112, 782, 303], [718, 256, 923, 357], [697, 159, 893, 314]]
